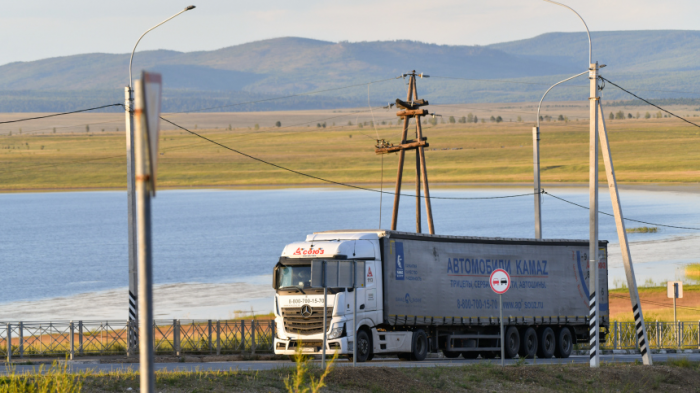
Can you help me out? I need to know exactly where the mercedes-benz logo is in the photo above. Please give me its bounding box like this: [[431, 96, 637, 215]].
[[300, 304, 313, 318]]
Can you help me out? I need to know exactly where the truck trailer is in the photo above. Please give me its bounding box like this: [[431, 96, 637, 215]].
[[272, 230, 609, 361]]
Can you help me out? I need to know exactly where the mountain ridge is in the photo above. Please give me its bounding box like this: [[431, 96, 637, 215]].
[[1, 31, 699, 112]]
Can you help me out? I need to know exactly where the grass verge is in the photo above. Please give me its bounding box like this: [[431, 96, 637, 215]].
[[4, 358, 700, 392]]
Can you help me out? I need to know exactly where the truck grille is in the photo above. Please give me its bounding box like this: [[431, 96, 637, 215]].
[[282, 307, 333, 335]]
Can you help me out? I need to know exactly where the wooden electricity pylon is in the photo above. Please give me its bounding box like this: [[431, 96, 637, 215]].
[[376, 71, 434, 234]]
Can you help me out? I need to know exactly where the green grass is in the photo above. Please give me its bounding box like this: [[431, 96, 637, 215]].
[[626, 226, 659, 233], [1, 118, 700, 191]]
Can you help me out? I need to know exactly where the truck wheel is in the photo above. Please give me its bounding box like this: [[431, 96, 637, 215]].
[[443, 349, 461, 358], [461, 351, 479, 359], [519, 327, 538, 359], [537, 327, 556, 359], [504, 326, 520, 359], [410, 329, 428, 361], [555, 327, 573, 359], [356, 329, 372, 362]]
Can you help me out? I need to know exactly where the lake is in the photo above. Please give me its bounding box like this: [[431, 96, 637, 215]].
[[1, 187, 698, 319]]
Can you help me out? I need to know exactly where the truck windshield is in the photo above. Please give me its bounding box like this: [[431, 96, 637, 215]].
[[277, 265, 311, 289]]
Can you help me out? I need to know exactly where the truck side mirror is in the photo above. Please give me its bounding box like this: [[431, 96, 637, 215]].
[[272, 267, 278, 289]]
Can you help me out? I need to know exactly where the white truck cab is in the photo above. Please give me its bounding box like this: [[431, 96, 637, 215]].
[[272, 231, 389, 361]]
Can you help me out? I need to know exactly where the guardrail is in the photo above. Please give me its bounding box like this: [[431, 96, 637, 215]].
[[0, 319, 275, 360]]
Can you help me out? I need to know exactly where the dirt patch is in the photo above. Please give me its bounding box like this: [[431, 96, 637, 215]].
[[610, 286, 700, 321]]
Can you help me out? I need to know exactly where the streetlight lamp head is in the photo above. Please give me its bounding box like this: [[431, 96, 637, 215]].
[[186, 5, 196, 10]]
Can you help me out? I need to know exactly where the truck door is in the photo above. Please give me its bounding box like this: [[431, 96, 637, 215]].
[[365, 261, 377, 310]]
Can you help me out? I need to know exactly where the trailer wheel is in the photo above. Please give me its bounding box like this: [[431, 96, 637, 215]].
[[410, 329, 428, 361], [519, 327, 538, 359], [537, 327, 556, 359], [461, 351, 479, 359], [356, 329, 372, 362], [555, 327, 573, 359], [504, 326, 520, 359]]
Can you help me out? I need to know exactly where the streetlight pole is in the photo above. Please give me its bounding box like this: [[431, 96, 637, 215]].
[[533, 70, 588, 239], [543, 0, 599, 368], [124, 5, 195, 357]]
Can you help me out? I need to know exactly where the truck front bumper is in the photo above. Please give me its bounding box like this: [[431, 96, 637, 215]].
[[274, 336, 351, 356]]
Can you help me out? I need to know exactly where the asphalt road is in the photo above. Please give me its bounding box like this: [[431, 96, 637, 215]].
[[2, 353, 700, 374]]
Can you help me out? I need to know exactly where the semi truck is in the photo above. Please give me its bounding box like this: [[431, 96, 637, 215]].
[[272, 230, 609, 361]]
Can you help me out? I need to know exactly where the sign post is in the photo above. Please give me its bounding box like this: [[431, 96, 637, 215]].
[[490, 269, 511, 367], [133, 71, 162, 393], [668, 281, 683, 347]]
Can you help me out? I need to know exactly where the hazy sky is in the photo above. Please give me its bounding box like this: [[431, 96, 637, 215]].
[[2, 0, 698, 66]]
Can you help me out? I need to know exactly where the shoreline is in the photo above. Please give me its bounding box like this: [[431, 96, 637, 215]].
[[2, 182, 700, 194]]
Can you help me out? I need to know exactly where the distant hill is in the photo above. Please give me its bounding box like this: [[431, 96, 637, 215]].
[[1, 31, 699, 112]]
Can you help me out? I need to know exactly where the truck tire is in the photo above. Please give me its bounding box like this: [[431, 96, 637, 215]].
[[443, 350, 460, 358], [461, 351, 479, 359], [410, 329, 428, 361], [555, 327, 573, 359], [537, 327, 556, 359], [504, 326, 520, 359], [356, 329, 372, 362], [519, 327, 538, 359]]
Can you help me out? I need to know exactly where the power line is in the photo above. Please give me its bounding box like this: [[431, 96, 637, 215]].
[[542, 190, 700, 231], [600, 76, 700, 130], [160, 116, 536, 201], [0, 104, 123, 125]]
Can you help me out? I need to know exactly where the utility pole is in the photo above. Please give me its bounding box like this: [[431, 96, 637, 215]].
[[596, 94, 653, 365], [125, 86, 138, 357], [545, 0, 652, 367], [377, 71, 434, 234], [124, 5, 195, 356], [588, 61, 600, 368], [532, 124, 541, 239]]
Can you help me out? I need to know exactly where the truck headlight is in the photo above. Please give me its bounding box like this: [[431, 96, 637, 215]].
[[328, 323, 346, 340]]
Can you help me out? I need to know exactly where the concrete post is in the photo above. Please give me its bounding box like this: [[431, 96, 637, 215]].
[[532, 126, 542, 239], [125, 86, 139, 358], [588, 61, 600, 368]]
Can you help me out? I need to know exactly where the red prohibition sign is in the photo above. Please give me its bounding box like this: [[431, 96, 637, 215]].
[[490, 269, 511, 295]]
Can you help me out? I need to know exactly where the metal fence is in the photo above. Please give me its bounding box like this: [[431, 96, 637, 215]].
[[606, 321, 700, 350], [0, 319, 275, 360], [2, 319, 697, 359]]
